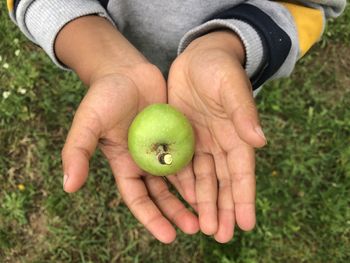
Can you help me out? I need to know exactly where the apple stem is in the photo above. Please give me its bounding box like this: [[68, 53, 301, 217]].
[[157, 144, 172, 165], [159, 153, 173, 165]]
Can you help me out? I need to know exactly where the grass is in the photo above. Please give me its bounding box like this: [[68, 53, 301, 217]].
[[1, 2, 349, 262]]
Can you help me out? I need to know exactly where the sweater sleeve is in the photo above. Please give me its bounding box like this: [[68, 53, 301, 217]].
[[178, 0, 346, 91], [7, 0, 114, 69]]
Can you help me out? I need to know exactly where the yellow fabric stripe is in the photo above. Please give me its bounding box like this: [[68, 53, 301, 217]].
[[279, 1, 324, 57], [7, 0, 14, 12]]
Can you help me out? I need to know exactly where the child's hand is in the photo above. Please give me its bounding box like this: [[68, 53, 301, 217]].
[[168, 30, 267, 243], [56, 16, 199, 243]]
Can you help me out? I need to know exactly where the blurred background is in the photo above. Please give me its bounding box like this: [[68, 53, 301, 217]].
[[0, 2, 349, 262]]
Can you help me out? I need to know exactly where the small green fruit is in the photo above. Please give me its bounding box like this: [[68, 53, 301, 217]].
[[128, 104, 195, 176]]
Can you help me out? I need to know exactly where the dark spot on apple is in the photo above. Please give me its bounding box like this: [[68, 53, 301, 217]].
[[152, 143, 168, 153]]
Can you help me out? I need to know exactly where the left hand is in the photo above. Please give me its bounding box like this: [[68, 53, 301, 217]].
[[167, 30, 267, 243]]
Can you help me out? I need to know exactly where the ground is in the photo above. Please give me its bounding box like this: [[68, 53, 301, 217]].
[[0, 3, 349, 263]]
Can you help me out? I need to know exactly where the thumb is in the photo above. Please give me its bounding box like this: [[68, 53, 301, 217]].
[[61, 106, 101, 193], [220, 69, 267, 148]]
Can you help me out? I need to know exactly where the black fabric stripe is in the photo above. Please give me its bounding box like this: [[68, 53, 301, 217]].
[[14, 0, 21, 17], [98, 0, 110, 9], [208, 4, 292, 90]]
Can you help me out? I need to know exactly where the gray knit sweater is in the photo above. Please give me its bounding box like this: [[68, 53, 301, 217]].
[[8, 0, 346, 89]]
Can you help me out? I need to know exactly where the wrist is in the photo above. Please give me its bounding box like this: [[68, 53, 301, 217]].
[[55, 15, 147, 85], [185, 30, 246, 65]]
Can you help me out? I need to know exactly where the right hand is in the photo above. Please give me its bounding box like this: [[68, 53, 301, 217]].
[[56, 16, 199, 243]]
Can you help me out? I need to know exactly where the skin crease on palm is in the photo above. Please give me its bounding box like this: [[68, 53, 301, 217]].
[[55, 16, 266, 244]]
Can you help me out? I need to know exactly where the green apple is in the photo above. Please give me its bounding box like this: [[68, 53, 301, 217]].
[[128, 103, 195, 176]]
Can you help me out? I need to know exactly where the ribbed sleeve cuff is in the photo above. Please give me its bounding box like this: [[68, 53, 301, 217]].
[[16, 0, 114, 69], [178, 19, 265, 79]]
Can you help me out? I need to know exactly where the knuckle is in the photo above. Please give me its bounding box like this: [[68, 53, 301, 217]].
[[74, 146, 92, 160], [231, 171, 254, 185], [195, 172, 217, 191], [197, 200, 213, 206], [61, 145, 69, 160], [194, 155, 214, 175], [232, 100, 258, 118], [242, 100, 258, 112], [129, 194, 149, 209], [194, 170, 213, 181], [178, 174, 195, 186], [145, 213, 164, 229], [218, 177, 231, 189], [170, 206, 188, 222], [154, 188, 172, 203]]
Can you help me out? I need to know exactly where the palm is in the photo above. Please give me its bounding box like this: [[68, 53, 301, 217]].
[[169, 63, 240, 156]]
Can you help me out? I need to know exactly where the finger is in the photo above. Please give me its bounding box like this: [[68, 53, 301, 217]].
[[61, 107, 101, 193], [167, 174, 198, 212], [166, 175, 184, 197], [176, 164, 197, 207], [193, 153, 218, 235], [111, 156, 176, 244], [219, 65, 266, 148], [145, 175, 199, 234], [213, 152, 235, 243], [227, 143, 256, 231]]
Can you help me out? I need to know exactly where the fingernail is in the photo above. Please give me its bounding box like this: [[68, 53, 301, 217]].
[[63, 174, 69, 189], [255, 126, 267, 144]]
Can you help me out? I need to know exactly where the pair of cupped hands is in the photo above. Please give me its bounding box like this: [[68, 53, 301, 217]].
[[56, 16, 267, 244]]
